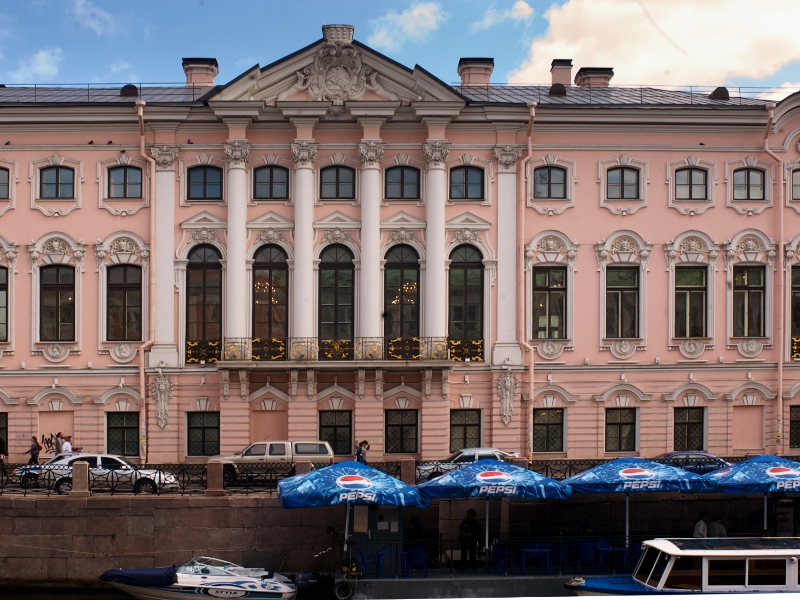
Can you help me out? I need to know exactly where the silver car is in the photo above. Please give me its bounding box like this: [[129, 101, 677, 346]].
[[416, 447, 519, 482]]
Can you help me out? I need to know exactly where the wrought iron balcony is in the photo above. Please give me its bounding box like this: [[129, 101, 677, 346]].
[[448, 338, 484, 362], [224, 337, 252, 361], [185, 340, 221, 364], [252, 337, 287, 361], [318, 338, 354, 361]]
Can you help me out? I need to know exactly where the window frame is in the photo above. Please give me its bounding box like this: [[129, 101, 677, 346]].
[[605, 266, 640, 339], [606, 167, 640, 200], [319, 410, 353, 456], [253, 165, 290, 200], [449, 166, 485, 200], [732, 168, 766, 201], [186, 411, 220, 456], [252, 245, 289, 341], [790, 406, 800, 449], [674, 266, 707, 339], [674, 167, 708, 201], [0, 166, 9, 200], [385, 409, 418, 454], [385, 166, 421, 200], [533, 266, 567, 340], [533, 166, 567, 199], [106, 264, 143, 342], [186, 165, 223, 201], [185, 245, 223, 351], [108, 165, 143, 199], [384, 244, 420, 340], [605, 408, 637, 453], [318, 244, 355, 341], [449, 409, 481, 453], [732, 265, 766, 338], [319, 165, 356, 200], [106, 412, 139, 457], [673, 407, 705, 451], [40, 265, 76, 342], [793, 169, 800, 202], [532, 408, 564, 453], [39, 166, 75, 199]]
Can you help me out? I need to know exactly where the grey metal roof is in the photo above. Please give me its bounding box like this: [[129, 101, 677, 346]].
[[456, 85, 770, 107], [0, 86, 212, 104]]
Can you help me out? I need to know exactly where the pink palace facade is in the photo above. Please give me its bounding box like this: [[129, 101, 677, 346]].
[[4, 24, 800, 463]]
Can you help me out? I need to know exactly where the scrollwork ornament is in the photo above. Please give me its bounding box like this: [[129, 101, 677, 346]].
[[257, 228, 285, 244], [191, 228, 219, 244], [453, 228, 480, 244], [498, 371, 518, 426], [322, 227, 352, 244], [536, 235, 567, 254], [152, 373, 174, 429], [110, 237, 139, 256], [422, 141, 449, 168], [150, 145, 180, 170], [42, 238, 71, 256], [493, 145, 522, 171], [357, 141, 385, 168], [224, 141, 251, 167], [389, 228, 416, 244]]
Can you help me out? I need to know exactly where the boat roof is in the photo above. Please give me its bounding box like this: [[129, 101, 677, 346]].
[[645, 538, 800, 556]]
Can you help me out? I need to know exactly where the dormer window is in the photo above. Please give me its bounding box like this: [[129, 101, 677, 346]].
[[40, 166, 74, 199], [187, 166, 223, 200], [320, 166, 355, 199], [607, 167, 638, 199], [108, 166, 142, 198], [733, 168, 764, 200], [450, 166, 484, 199]]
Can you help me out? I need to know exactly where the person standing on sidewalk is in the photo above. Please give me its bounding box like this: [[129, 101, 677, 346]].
[[55, 432, 64, 455], [63, 436, 73, 454], [24, 436, 41, 465], [355, 440, 369, 464]]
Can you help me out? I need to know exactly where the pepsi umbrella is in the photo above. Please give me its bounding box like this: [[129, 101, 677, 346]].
[[563, 458, 714, 546], [417, 459, 569, 552]]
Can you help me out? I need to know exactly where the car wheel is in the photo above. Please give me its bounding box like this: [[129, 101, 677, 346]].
[[55, 478, 72, 495], [223, 468, 236, 487], [134, 479, 157, 495], [21, 474, 38, 488]]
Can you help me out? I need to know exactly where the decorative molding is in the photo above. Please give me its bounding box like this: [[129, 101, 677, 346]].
[[452, 228, 480, 244], [724, 156, 775, 216], [256, 228, 285, 245], [150, 145, 180, 171], [498, 371, 518, 426], [493, 145, 522, 173], [388, 227, 416, 244], [42, 343, 69, 363], [534, 384, 579, 403], [290, 141, 318, 168], [109, 343, 138, 363], [357, 141, 385, 168], [422, 141, 449, 168], [594, 383, 652, 403], [666, 155, 717, 215], [191, 227, 220, 244], [528, 154, 578, 215], [322, 227, 352, 245], [29, 154, 83, 217], [597, 155, 649, 215], [152, 373, 173, 429], [0, 158, 18, 218], [224, 140, 251, 167]]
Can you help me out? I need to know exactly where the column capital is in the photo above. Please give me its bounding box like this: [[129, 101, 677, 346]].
[[149, 145, 180, 171], [422, 140, 450, 169], [494, 145, 524, 173], [224, 140, 251, 168], [357, 140, 385, 169], [291, 140, 318, 168]]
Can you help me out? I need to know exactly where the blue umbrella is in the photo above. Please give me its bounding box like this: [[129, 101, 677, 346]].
[[563, 457, 714, 546], [703, 455, 800, 530], [417, 459, 569, 551]]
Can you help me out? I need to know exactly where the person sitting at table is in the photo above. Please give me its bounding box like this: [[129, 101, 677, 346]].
[[708, 515, 727, 538], [458, 509, 480, 570]]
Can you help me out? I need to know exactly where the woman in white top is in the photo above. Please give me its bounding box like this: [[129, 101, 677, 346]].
[[62, 437, 73, 453], [693, 512, 708, 538]]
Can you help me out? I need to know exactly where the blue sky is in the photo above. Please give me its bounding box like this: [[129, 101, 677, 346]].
[[3, 0, 800, 94]]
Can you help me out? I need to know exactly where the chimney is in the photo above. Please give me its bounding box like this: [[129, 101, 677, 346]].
[[550, 59, 573, 86], [458, 58, 494, 86], [182, 58, 219, 87], [574, 67, 614, 88]]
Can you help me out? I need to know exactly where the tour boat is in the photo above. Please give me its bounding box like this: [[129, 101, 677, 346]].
[[100, 556, 297, 599], [565, 538, 800, 595]]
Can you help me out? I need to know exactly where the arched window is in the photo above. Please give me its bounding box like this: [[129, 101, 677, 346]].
[[319, 245, 354, 358], [107, 265, 142, 341], [607, 167, 639, 199], [40, 265, 75, 341], [733, 168, 765, 200], [450, 166, 484, 199], [253, 165, 289, 199], [108, 166, 143, 198], [384, 245, 420, 343], [385, 166, 420, 199], [186, 245, 222, 363], [448, 245, 484, 360], [0, 167, 9, 200], [252, 245, 288, 361], [187, 166, 223, 200], [675, 167, 707, 200], [533, 166, 567, 199], [320, 166, 355, 199], [40, 166, 74, 199]]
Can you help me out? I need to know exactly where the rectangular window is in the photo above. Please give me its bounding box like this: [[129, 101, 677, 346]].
[[733, 266, 765, 337], [793, 170, 800, 201], [319, 410, 352, 456], [0, 267, 7, 342], [674, 267, 706, 338], [790, 406, 800, 448], [674, 408, 704, 451], [40, 266, 75, 342], [533, 408, 564, 452], [107, 412, 139, 456], [606, 267, 639, 338], [708, 559, 746, 586], [533, 267, 566, 339], [0, 412, 6, 456], [107, 265, 142, 341], [605, 408, 635, 452], [0, 168, 9, 200], [450, 410, 480, 452], [385, 410, 418, 454], [187, 412, 220, 456]]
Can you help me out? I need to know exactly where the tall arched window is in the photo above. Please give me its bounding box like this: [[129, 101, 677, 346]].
[[252, 245, 288, 361], [107, 264, 142, 341], [186, 245, 222, 363], [448, 245, 484, 361], [40, 265, 75, 341], [319, 244, 354, 359], [384, 245, 420, 359], [0, 266, 7, 341]]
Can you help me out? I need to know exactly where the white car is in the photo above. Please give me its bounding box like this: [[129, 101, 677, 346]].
[[416, 447, 520, 482], [13, 452, 178, 495]]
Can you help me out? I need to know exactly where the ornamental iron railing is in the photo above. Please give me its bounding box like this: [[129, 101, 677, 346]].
[[448, 338, 484, 362], [319, 339, 355, 361], [223, 337, 252, 361], [186, 340, 221, 364], [252, 337, 288, 361]]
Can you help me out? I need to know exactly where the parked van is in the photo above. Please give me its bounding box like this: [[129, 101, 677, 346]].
[[207, 441, 334, 485]]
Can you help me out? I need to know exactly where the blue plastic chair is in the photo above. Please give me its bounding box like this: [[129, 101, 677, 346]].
[[577, 540, 596, 573], [596, 538, 613, 570], [356, 547, 380, 578], [492, 543, 513, 575], [403, 545, 428, 578]]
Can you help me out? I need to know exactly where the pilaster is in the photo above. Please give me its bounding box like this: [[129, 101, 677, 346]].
[[291, 140, 318, 338], [423, 140, 449, 338], [358, 140, 385, 343]]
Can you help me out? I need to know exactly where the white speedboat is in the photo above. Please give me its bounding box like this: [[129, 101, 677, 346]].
[[565, 538, 800, 595], [100, 556, 297, 599]]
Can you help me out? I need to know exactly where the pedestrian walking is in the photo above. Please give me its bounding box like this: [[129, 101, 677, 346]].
[[708, 515, 727, 538], [693, 512, 708, 538], [355, 440, 369, 464], [55, 432, 64, 455], [62, 436, 73, 454], [458, 509, 480, 570], [24, 436, 41, 465]]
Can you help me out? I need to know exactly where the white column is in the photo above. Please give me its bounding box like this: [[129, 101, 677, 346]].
[[493, 146, 523, 365], [148, 145, 180, 368], [291, 141, 318, 340], [358, 141, 385, 341], [223, 140, 251, 359], [423, 141, 449, 339]]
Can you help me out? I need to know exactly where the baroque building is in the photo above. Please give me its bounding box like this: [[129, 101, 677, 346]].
[[2, 24, 800, 462]]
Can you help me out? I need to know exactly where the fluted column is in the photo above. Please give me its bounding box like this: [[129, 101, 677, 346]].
[[291, 141, 318, 343], [358, 141, 385, 347], [423, 141, 449, 339], [148, 145, 180, 368], [223, 140, 251, 360]]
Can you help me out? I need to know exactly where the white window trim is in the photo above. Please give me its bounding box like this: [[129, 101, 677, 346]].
[[27, 233, 87, 362], [446, 154, 493, 206], [723, 228, 776, 358], [316, 154, 360, 205], [179, 154, 227, 206], [0, 158, 18, 217], [382, 157, 426, 205], [93, 232, 150, 363], [666, 155, 717, 216], [97, 156, 150, 216], [249, 153, 293, 205], [0, 236, 19, 357], [665, 231, 720, 360], [247, 232, 294, 339], [784, 233, 800, 361], [525, 231, 578, 361], [595, 231, 652, 360], [783, 160, 800, 214], [528, 154, 577, 215], [598, 154, 649, 215], [724, 156, 775, 215], [30, 153, 83, 217], [312, 230, 361, 338]]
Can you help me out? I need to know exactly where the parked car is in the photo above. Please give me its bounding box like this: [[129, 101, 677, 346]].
[[207, 440, 334, 486], [416, 447, 519, 482], [652, 451, 730, 475], [13, 453, 179, 494]]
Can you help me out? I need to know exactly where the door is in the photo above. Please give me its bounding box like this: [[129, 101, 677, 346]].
[[347, 505, 404, 578], [240, 443, 268, 464], [268, 442, 288, 462]]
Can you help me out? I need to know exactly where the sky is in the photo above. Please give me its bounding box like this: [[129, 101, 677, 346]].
[[3, 0, 800, 96]]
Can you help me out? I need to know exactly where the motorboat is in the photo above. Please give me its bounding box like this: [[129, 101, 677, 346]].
[[100, 556, 297, 599], [565, 538, 800, 595]]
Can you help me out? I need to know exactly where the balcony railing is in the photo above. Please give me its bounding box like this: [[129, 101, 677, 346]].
[[448, 338, 484, 362], [185, 340, 221, 364], [252, 337, 287, 361]]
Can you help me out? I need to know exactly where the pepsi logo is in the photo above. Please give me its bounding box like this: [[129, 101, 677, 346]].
[[619, 468, 655, 480], [476, 471, 513, 485], [336, 475, 373, 490], [710, 468, 732, 477], [766, 467, 800, 480]]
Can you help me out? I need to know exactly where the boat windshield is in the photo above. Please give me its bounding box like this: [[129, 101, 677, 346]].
[[177, 557, 240, 575], [633, 547, 658, 584], [663, 555, 702, 590]]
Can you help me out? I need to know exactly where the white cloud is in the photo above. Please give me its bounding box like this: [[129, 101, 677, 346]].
[[72, 0, 116, 36], [760, 83, 800, 102], [110, 60, 132, 74], [8, 48, 63, 83], [473, 1, 534, 31], [368, 3, 447, 53], [508, 0, 800, 86]]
